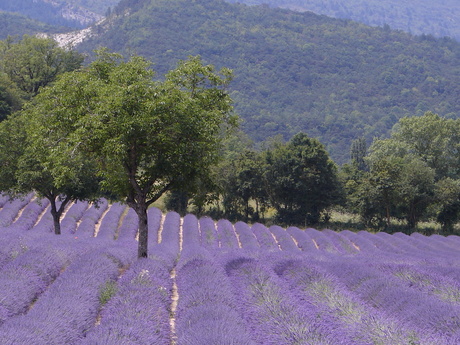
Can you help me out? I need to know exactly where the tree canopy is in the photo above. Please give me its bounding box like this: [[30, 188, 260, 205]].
[[342, 112, 460, 232], [0, 35, 84, 99], [263, 133, 342, 225], [21, 50, 236, 257]]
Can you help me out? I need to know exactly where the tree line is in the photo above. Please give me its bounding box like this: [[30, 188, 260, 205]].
[[1, 36, 460, 261], [169, 111, 460, 235]]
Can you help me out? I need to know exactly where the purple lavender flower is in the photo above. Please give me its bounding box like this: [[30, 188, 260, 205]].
[[74, 200, 108, 238], [96, 203, 126, 240], [0, 244, 135, 344], [252, 223, 278, 250], [60, 201, 89, 234], [216, 219, 240, 249], [269, 225, 299, 252], [234, 221, 259, 250], [175, 247, 255, 344], [116, 208, 139, 242], [0, 193, 34, 228], [199, 216, 219, 249], [182, 214, 200, 249], [78, 257, 171, 345]]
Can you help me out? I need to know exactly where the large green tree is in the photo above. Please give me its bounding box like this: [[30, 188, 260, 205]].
[[263, 132, 342, 225], [0, 73, 21, 121], [35, 50, 235, 257]]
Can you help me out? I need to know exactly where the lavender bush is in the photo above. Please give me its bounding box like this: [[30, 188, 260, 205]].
[[251, 223, 278, 250], [175, 246, 254, 344], [74, 200, 108, 238], [96, 203, 126, 239], [78, 257, 171, 345], [269, 225, 299, 252], [216, 219, 240, 249], [234, 221, 259, 250], [199, 216, 219, 249]]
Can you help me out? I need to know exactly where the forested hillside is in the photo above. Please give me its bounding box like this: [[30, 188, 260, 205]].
[[0, 12, 68, 39], [226, 0, 460, 41], [0, 0, 116, 28], [76, 0, 460, 162]]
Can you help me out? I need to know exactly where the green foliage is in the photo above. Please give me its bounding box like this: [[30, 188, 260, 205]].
[[226, 0, 460, 41], [391, 112, 460, 179], [0, 35, 84, 100], [219, 149, 268, 222], [98, 280, 118, 306], [79, 0, 460, 163], [0, 12, 66, 39], [0, 73, 22, 121], [435, 178, 460, 233], [45, 50, 236, 257], [0, 41, 96, 234], [165, 190, 189, 217], [343, 112, 460, 232], [350, 137, 367, 171], [263, 132, 342, 226]]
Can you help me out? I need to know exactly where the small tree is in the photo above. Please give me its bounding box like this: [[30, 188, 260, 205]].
[[0, 110, 100, 234], [42, 51, 235, 258]]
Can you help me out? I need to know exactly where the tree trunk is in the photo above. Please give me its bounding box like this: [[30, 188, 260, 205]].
[[49, 198, 61, 235], [136, 203, 149, 258], [48, 195, 70, 235]]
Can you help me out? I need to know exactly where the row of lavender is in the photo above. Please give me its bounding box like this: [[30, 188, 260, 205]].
[[1, 196, 460, 343], [2, 195, 459, 260], [174, 215, 460, 344]]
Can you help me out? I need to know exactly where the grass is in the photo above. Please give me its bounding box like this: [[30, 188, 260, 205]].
[[99, 280, 118, 306], [318, 209, 460, 236]]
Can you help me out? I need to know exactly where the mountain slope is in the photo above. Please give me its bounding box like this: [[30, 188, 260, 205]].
[[75, 0, 460, 163], [225, 0, 460, 42], [0, 11, 69, 39], [0, 0, 114, 28]]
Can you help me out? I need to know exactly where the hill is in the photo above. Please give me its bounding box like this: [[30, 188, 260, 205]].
[[226, 0, 460, 42], [0, 195, 460, 343], [74, 0, 460, 163], [0, 0, 115, 29], [0, 12, 69, 39]]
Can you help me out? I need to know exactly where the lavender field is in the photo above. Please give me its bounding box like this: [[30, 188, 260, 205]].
[[1, 195, 460, 344]]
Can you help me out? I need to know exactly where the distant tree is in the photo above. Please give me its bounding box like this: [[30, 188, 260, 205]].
[[0, 108, 100, 234], [397, 157, 435, 229], [263, 133, 342, 226], [435, 178, 460, 233], [220, 149, 267, 222], [350, 137, 367, 171], [0, 35, 84, 99], [363, 156, 403, 228], [42, 50, 235, 258], [165, 190, 189, 217], [363, 112, 460, 230]]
